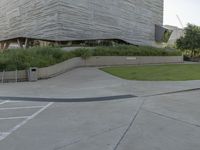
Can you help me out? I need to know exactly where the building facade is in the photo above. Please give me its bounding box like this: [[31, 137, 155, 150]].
[[164, 25, 184, 46], [0, 0, 163, 46]]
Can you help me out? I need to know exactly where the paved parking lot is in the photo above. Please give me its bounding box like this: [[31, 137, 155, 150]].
[[0, 100, 52, 141], [0, 68, 200, 150]]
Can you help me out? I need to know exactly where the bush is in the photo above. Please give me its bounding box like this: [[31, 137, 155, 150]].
[[176, 24, 200, 57], [76, 45, 181, 57], [73, 48, 93, 59], [0, 47, 67, 71], [0, 45, 181, 71]]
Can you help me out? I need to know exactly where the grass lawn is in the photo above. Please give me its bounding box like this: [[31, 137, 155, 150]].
[[100, 64, 200, 81]]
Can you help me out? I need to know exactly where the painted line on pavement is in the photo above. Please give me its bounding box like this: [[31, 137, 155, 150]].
[[0, 106, 44, 111], [0, 101, 10, 105], [0, 132, 9, 141], [0, 116, 29, 120], [143, 88, 200, 97], [0, 100, 24, 105], [0, 102, 53, 142]]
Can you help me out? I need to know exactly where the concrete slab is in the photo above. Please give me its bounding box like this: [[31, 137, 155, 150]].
[[143, 91, 200, 126], [0, 98, 142, 150], [0, 107, 41, 118], [0, 67, 200, 150], [0, 100, 4, 103], [0, 101, 48, 108], [0, 68, 127, 98], [0, 119, 25, 131], [58, 126, 127, 150], [0, 68, 200, 98], [117, 110, 200, 150]]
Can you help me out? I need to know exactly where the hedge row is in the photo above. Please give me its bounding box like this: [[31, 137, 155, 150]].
[[77, 45, 181, 58], [0, 45, 181, 71]]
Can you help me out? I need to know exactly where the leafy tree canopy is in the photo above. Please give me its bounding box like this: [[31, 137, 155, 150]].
[[176, 24, 200, 52]]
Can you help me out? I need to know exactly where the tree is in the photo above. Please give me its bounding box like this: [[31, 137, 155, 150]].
[[176, 24, 200, 57]]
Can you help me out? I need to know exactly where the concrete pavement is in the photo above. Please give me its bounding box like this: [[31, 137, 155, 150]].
[[0, 67, 200, 150]]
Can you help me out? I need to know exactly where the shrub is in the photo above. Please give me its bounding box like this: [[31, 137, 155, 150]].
[[73, 48, 93, 59], [87, 45, 181, 56], [0, 45, 181, 71], [0, 47, 67, 71], [176, 24, 200, 57]]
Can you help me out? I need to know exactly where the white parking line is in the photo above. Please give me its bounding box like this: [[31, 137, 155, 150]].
[[0, 100, 23, 105], [0, 101, 10, 105], [0, 132, 9, 141], [0, 106, 44, 110], [0, 116, 29, 120], [0, 102, 54, 142]]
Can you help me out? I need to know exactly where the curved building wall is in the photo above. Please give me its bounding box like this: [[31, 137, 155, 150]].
[[0, 0, 163, 46]]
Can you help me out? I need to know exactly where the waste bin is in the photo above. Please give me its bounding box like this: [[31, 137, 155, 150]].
[[27, 67, 38, 82]]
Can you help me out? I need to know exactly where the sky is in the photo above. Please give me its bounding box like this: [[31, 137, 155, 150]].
[[164, 0, 200, 28]]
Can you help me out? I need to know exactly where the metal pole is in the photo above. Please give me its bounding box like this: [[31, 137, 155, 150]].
[[1, 70, 4, 83], [15, 70, 18, 83]]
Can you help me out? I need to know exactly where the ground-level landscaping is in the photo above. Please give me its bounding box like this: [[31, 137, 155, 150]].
[[0, 45, 181, 71], [101, 64, 200, 81]]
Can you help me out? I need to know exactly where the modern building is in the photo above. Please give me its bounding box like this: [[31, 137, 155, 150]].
[[164, 25, 184, 46], [0, 0, 164, 48]]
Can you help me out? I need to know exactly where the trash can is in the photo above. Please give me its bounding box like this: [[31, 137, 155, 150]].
[[27, 67, 38, 82]]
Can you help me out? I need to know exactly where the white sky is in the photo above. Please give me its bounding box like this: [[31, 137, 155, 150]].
[[164, 0, 200, 28]]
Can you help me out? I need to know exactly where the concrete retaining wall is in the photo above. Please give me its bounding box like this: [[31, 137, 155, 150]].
[[38, 58, 84, 79], [85, 56, 183, 66], [0, 56, 183, 82]]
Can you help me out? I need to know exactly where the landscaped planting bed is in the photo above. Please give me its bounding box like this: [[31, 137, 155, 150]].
[[0, 45, 181, 71]]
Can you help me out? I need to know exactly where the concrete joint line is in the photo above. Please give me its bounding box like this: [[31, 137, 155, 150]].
[[113, 99, 145, 150], [142, 87, 200, 98], [143, 109, 200, 128]]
